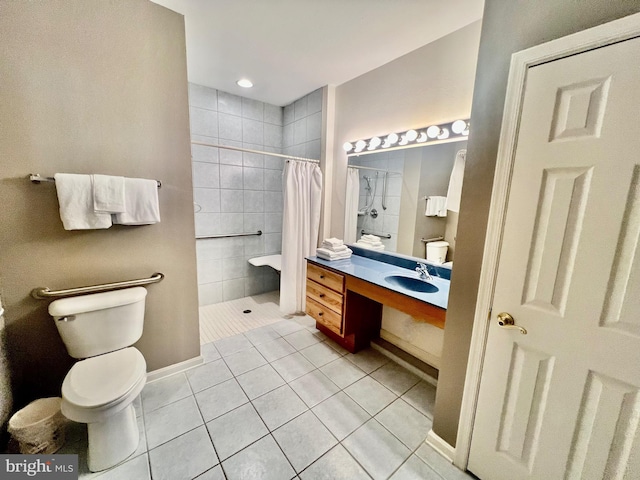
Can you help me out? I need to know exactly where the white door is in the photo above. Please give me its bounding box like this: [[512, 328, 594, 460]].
[[468, 35, 640, 479]]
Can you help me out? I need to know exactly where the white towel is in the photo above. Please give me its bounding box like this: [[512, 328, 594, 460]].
[[355, 241, 385, 251], [322, 237, 344, 247], [316, 247, 352, 261], [425, 196, 447, 217], [92, 174, 125, 213], [321, 241, 348, 252], [445, 149, 466, 213], [113, 178, 160, 225], [54, 173, 112, 230]]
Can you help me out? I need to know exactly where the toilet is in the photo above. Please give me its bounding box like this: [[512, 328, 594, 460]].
[[48, 287, 148, 472]]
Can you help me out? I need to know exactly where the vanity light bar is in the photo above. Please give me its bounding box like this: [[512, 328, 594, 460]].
[[343, 119, 469, 155]]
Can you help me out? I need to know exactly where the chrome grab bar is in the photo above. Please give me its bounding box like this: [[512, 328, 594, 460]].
[[420, 236, 444, 243], [360, 229, 391, 239], [31, 272, 164, 299], [196, 230, 262, 239]]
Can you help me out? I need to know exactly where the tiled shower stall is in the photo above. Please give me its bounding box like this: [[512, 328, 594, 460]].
[[190, 84, 323, 306]]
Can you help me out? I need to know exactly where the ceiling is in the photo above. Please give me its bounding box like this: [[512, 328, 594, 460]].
[[151, 0, 484, 106]]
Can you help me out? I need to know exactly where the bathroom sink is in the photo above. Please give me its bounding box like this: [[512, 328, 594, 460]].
[[384, 275, 439, 293]]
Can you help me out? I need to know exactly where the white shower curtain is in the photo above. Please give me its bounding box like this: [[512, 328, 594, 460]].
[[280, 160, 323, 314], [344, 167, 360, 244]]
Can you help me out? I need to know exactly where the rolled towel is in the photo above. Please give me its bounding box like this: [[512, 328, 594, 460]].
[[54, 173, 112, 230]]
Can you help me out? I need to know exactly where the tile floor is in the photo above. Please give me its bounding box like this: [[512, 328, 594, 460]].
[[62, 316, 474, 480]]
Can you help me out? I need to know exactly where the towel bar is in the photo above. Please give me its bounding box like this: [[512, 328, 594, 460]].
[[360, 229, 392, 239], [31, 272, 164, 299], [29, 174, 161, 188]]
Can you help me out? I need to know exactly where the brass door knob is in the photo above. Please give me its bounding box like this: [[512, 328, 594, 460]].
[[497, 312, 527, 335]]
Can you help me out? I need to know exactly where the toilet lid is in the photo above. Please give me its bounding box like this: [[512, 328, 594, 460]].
[[62, 347, 146, 409]]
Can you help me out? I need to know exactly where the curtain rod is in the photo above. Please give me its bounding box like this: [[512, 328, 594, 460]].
[[191, 141, 320, 164], [347, 165, 390, 173]]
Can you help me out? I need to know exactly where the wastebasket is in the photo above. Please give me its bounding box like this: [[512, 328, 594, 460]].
[[426, 241, 449, 264], [8, 397, 66, 454]]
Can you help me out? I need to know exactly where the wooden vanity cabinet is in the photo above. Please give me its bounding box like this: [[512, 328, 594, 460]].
[[305, 261, 382, 353]]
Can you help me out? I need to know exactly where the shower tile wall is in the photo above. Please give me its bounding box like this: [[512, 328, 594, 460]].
[[190, 83, 284, 305], [350, 151, 405, 252], [283, 88, 323, 160], [191, 85, 324, 306]]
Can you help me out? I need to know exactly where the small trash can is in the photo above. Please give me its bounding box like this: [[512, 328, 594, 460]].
[[426, 241, 449, 264], [8, 397, 66, 454]]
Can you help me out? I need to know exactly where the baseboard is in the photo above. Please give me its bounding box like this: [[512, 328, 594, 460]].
[[370, 338, 438, 387], [426, 429, 455, 462], [146, 355, 204, 383]]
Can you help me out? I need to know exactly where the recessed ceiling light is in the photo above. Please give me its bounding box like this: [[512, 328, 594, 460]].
[[237, 78, 253, 88]]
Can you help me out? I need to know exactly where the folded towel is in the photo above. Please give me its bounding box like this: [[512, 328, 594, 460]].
[[113, 178, 160, 225], [361, 234, 380, 242], [316, 247, 352, 261], [322, 237, 344, 247], [355, 241, 385, 251], [92, 174, 125, 213], [321, 242, 348, 252], [54, 173, 112, 230], [425, 196, 447, 217], [356, 235, 384, 248]]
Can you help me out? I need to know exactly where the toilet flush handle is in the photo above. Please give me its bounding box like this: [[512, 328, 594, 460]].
[[57, 315, 76, 322]]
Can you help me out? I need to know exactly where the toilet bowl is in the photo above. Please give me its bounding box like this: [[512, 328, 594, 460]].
[[49, 287, 148, 472]]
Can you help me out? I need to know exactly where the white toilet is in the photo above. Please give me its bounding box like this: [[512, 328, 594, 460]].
[[48, 287, 148, 472]]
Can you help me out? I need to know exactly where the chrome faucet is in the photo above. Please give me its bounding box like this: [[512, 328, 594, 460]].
[[415, 262, 432, 281]]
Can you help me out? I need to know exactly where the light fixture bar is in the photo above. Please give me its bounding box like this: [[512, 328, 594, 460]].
[[345, 119, 469, 157]]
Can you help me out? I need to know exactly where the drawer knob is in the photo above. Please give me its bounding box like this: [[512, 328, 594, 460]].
[[320, 275, 325, 279], [318, 312, 323, 316], [319, 294, 325, 298]]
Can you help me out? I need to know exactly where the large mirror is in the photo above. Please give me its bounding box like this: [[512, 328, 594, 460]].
[[345, 139, 467, 263]]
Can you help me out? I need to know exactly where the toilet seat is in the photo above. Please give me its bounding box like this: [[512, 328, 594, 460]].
[[62, 347, 146, 410]]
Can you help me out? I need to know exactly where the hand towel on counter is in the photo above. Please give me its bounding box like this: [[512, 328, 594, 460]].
[[322, 238, 344, 248], [113, 178, 160, 225], [425, 196, 447, 217], [92, 174, 125, 213], [355, 234, 385, 250], [321, 238, 348, 253], [54, 173, 112, 230], [316, 247, 352, 261]]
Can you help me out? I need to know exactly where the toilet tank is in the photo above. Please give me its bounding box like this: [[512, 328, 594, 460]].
[[49, 287, 147, 359]]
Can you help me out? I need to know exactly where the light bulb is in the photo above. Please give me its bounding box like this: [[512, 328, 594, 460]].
[[437, 128, 450, 140], [452, 120, 467, 134], [426, 126, 441, 138], [416, 132, 428, 142], [398, 135, 409, 146], [369, 136, 382, 148], [355, 140, 367, 152], [343, 142, 353, 152], [386, 133, 399, 145], [463, 123, 470, 136], [405, 130, 418, 141], [382, 141, 391, 148]]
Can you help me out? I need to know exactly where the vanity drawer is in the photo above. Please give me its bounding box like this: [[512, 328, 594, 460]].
[[306, 297, 342, 336], [307, 263, 344, 293], [306, 279, 343, 314]]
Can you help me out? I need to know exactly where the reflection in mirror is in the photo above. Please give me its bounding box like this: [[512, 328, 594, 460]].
[[346, 140, 467, 263]]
